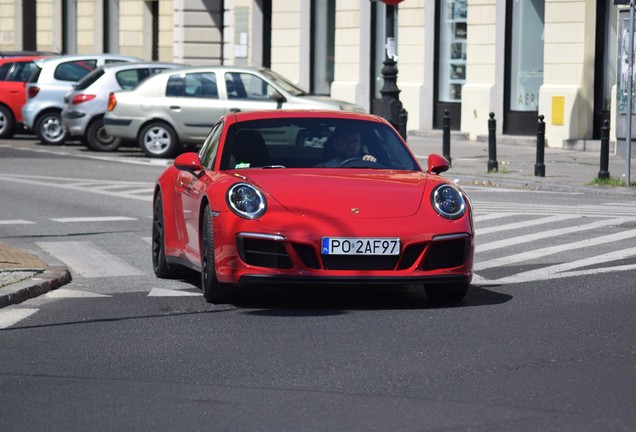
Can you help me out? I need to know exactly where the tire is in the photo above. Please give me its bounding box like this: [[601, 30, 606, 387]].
[[0, 105, 16, 139], [35, 111, 67, 145], [86, 118, 122, 152], [424, 283, 469, 303], [139, 121, 178, 158], [201, 205, 236, 304], [152, 193, 179, 278]]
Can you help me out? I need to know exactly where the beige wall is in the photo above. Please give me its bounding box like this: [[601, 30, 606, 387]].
[[0, 0, 17, 51], [270, 1, 302, 87], [460, 0, 500, 139], [538, 0, 596, 147]]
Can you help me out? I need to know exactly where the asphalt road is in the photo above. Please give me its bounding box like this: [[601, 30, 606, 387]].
[[1, 138, 635, 431]]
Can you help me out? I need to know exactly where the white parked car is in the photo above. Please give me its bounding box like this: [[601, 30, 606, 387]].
[[103, 66, 366, 158], [62, 62, 183, 151], [21, 54, 142, 145]]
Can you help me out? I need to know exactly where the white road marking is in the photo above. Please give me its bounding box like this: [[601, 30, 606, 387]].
[[44, 289, 112, 298], [0, 308, 38, 329], [473, 213, 522, 223], [476, 214, 580, 235], [475, 227, 636, 272], [148, 288, 201, 297], [36, 241, 145, 278], [0, 220, 35, 225], [476, 216, 636, 253], [51, 216, 137, 223], [0, 174, 153, 202], [488, 246, 636, 284]]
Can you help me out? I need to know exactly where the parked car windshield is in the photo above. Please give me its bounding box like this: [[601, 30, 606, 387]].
[[260, 69, 307, 97], [219, 118, 420, 171]]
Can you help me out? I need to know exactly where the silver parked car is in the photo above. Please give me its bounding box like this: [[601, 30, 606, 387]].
[[62, 61, 183, 151], [21, 54, 142, 145], [103, 66, 365, 158]]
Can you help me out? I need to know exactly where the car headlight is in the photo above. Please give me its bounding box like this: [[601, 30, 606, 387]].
[[227, 183, 267, 219], [431, 184, 466, 220]]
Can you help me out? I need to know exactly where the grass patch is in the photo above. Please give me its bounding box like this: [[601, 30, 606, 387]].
[[589, 177, 636, 187]]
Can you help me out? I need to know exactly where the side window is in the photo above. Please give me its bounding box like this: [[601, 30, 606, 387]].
[[105, 59, 130, 65], [184, 72, 218, 98], [115, 69, 148, 89], [225, 72, 276, 100], [166, 73, 218, 99], [14, 62, 38, 81], [0, 63, 12, 80], [54, 60, 98, 81], [199, 121, 224, 169]]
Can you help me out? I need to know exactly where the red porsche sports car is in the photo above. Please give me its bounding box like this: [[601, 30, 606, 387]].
[[153, 110, 474, 303]]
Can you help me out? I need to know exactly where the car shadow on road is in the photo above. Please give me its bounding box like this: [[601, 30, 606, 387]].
[[234, 284, 511, 316]]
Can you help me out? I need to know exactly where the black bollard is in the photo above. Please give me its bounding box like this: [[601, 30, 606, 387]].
[[598, 119, 610, 180], [488, 112, 498, 172], [534, 114, 546, 177], [443, 109, 451, 166]]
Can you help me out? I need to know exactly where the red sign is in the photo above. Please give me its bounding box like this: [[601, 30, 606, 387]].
[[379, 0, 404, 5]]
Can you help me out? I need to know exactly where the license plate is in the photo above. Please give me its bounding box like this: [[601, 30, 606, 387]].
[[321, 237, 400, 255]]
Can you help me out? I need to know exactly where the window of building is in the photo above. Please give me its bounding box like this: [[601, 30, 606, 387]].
[[438, 0, 467, 103], [508, 0, 544, 112], [311, 0, 335, 95]]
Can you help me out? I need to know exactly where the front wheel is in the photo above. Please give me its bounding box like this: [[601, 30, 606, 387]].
[[139, 122, 178, 158], [201, 206, 236, 304], [35, 111, 67, 145], [424, 283, 469, 303], [86, 118, 122, 151]]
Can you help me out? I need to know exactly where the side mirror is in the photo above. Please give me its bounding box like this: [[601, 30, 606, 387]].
[[426, 153, 450, 174], [174, 152, 204, 178]]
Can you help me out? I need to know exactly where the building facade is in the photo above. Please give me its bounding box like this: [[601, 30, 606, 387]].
[[0, 0, 622, 148]]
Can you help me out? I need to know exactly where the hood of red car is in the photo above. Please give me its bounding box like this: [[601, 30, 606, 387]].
[[242, 170, 428, 218]]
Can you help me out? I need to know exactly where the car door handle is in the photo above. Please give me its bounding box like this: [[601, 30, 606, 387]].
[[170, 106, 181, 111]]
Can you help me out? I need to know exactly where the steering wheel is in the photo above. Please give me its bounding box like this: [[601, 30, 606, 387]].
[[337, 157, 384, 168]]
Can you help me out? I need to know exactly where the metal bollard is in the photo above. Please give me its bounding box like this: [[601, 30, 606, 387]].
[[443, 109, 452, 166], [598, 119, 610, 180], [488, 112, 498, 172], [398, 108, 408, 142], [534, 114, 546, 177]]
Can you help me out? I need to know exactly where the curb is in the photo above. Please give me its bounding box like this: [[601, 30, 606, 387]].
[[0, 266, 72, 308]]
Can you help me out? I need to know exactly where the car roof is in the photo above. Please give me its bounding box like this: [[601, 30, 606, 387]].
[[0, 55, 50, 65], [97, 61, 186, 72], [33, 54, 143, 67], [151, 64, 268, 76], [228, 109, 388, 124]]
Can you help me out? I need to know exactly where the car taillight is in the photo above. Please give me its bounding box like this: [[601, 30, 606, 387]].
[[107, 92, 117, 112], [72, 94, 96, 105], [28, 86, 40, 99]]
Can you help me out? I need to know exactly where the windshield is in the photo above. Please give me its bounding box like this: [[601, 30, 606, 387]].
[[220, 118, 420, 171], [260, 69, 307, 97]]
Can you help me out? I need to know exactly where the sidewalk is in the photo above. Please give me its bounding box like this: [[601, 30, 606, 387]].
[[1, 133, 635, 308], [407, 131, 636, 196], [0, 243, 71, 308]]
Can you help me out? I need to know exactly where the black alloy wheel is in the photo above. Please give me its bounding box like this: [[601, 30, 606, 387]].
[[86, 118, 122, 151]]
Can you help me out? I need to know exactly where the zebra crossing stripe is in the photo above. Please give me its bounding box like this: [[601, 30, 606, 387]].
[[491, 246, 636, 284], [148, 288, 201, 297], [476, 216, 636, 254], [477, 214, 580, 235], [36, 241, 145, 278], [475, 227, 636, 272]]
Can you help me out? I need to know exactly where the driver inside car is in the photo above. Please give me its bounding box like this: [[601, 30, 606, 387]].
[[315, 128, 377, 167]]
